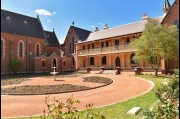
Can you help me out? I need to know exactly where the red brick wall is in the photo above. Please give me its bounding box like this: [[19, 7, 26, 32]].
[[61, 28, 79, 71], [162, 0, 179, 71], [1, 33, 46, 74], [162, 0, 179, 24], [46, 46, 60, 56]]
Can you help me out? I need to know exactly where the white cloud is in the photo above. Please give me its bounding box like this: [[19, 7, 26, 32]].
[[91, 25, 95, 28], [53, 12, 56, 15], [35, 9, 53, 16], [47, 19, 51, 22]]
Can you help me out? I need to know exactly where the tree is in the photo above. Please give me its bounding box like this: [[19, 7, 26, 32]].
[[143, 69, 179, 119], [9, 59, 23, 74], [132, 18, 179, 76]]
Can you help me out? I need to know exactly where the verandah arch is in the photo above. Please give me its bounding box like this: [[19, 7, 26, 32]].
[[115, 57, 121, 67]]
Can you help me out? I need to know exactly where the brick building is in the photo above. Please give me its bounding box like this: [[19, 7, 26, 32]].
[[60, 25, 91, 71], [61, 0, 179, 73], [161, 0, 179, 72], [1, 0, 178, 74], [1, 9, 61, 74]]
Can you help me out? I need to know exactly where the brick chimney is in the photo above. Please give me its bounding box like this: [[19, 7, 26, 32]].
[[142, 13, 149, 20], [103, 24, 109, 29], [94, 27, 99, 32]]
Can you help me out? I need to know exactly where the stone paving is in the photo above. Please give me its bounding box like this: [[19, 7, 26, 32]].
[[1, 72, 154, 118]]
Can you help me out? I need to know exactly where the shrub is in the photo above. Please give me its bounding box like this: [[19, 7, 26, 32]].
[[41, 94, 106, 119], [9, 59, 22, 74], [142, 69, 179, 119]]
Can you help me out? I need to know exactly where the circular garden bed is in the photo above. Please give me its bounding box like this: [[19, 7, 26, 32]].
[[1, 76, 113, 95], [82, 76, 112, 84]]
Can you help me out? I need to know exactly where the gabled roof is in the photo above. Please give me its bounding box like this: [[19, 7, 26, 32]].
[[1, 9, 45, 39], [78, 16, 164, 43], [63, 25, 92, 44], [161, 0, 178, 24], [44, 30, 60, 47], [71, 26, 92, 41]]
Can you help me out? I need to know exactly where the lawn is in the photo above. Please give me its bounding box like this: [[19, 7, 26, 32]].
[[3, 74, 170, 119]]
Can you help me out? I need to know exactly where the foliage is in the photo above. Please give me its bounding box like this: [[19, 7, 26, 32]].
[[142, 69, 179, 119], [132, 18, 179, 76], [41, 94, 106, 119], [9, 59, 23, 74], [84, 103, 106, 119]]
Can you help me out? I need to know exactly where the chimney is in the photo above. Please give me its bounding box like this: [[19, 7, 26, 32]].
[[142, 13, 149, 20], [94, 27, 99, 32], [103, 24, 109, 29]]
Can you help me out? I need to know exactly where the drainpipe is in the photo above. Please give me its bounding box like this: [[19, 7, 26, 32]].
[[26, 35, 28, 74]]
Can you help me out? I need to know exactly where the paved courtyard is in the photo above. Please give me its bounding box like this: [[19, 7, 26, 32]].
[[1, 72, 154, 118]]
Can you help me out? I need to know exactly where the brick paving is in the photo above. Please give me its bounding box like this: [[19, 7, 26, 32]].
[[1, 72, 153, 118]]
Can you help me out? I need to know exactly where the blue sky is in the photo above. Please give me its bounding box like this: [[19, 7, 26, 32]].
[[1, 0, 175, 44]]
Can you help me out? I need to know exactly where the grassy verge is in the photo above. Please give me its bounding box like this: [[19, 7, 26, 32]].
[[3, 74, 170, 119]]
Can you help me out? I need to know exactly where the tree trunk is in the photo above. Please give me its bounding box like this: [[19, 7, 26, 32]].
[[154, 69, 158, 77]]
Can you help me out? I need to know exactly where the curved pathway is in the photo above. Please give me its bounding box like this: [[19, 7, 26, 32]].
[[1, 72, 153, 118]]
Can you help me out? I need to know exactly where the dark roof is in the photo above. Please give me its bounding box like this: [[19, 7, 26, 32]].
[[1, 9, 45, 39], [71, 26, 92, 41], [44, 30, 60, 47]]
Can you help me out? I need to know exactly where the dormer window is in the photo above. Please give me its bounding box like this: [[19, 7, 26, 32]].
[[24, 20, 27, 24], [6, 16, 10, 20]]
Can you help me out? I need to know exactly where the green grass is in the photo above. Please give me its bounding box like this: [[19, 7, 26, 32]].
[[3, 74, 170, 119]]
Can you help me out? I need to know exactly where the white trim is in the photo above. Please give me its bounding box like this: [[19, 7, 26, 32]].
[[17, 40, 25, 59], [35, 43, 41, 57], [41, 59, 46, 61], [1, 38, 5, 59]]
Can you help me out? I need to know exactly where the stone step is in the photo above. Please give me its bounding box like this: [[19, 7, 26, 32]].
[[127, 107, 142, 115], [102, 70, 117, 74]]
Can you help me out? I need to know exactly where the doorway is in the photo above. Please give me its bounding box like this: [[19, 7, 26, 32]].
[[115, 57, 121, 67]]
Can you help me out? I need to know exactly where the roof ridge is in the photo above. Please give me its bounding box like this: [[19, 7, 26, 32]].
[[1, 9, 36, 19], [72, 26, 92, 32], [94, 16, 164, 33]]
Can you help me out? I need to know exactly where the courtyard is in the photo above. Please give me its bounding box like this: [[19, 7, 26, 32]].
[[1, 71, 154, 118]]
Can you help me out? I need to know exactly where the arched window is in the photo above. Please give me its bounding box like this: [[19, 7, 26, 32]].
[[53, 58, 56, 67], [90, 57, 94, 65], [174, 20, 179, 29], [1, 39, 3, 59], [72, 37, 74, 53], [130, 53, 136, 64], [106, 41, 109, 47], [72, 57, 75, 65], [115, 57, 121, 67], [36, 44, 40, 56], [102, 56, 106, 65], [42, 60, 45, 67], [19, 41, 23, 58], [126, 37, 130, 44], [63, 60, 66, 66], [92, 43, 94, 49], [70, 42, 71, 54]]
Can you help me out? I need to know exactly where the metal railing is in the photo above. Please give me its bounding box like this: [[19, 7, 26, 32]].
[[77, 44, 134, 55]]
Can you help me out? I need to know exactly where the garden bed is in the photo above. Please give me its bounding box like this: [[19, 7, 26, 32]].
[[1, 84, 90, 95], [82, 76, 112, 84], [1, 78, 32, 86]]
